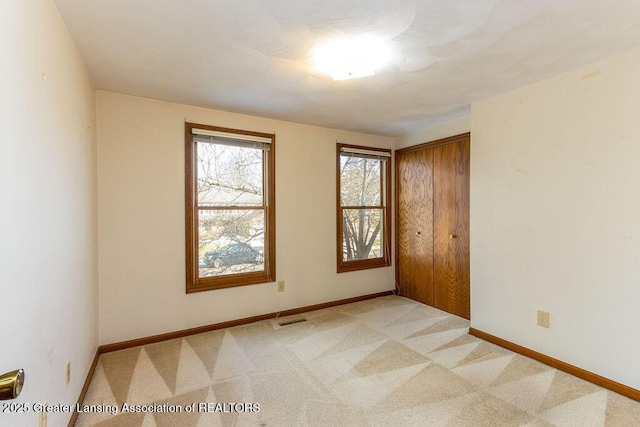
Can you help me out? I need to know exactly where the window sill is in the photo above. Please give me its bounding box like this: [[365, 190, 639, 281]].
[[337, 258, 391, 273], [186, 271, 275, 293]]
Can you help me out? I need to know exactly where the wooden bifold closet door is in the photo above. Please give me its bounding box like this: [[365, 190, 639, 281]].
[[395, 134, 470, 319]]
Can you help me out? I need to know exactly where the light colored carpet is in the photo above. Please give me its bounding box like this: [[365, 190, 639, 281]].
[[75, 296, 640, 426]]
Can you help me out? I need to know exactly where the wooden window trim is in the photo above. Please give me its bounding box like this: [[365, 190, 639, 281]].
[[185, 122, 276, 293], [336, 143, 391, 273]]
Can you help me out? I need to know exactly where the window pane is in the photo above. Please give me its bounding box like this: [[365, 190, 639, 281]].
[[340, 156, 381, 206], [342, 208, 383, 261], [198, 209, 265, 278], [197, 143, 263, 207]]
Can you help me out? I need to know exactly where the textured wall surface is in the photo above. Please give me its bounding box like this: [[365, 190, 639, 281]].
[[0, 1, 98, 426], [471, 48, 640, 390]]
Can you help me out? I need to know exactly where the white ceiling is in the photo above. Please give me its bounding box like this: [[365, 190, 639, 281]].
[[54, 0, 640, 136]]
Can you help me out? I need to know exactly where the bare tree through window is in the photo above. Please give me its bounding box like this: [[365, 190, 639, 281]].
[[341, 156, 383, 260], [197, 143, 265, 277], [185, 123, 275, 292], [337, 144, 391, 272]]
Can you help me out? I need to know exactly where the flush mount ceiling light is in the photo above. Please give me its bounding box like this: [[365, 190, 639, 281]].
[[313, 38, 392, 81]]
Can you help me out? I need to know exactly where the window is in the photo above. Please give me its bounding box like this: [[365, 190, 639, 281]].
[[185, 123, 275, 292], [337, 143, 391, 272]]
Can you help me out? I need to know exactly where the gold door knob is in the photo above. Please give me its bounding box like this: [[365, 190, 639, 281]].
[[449, 234, 457, 239], [0, 369, 25, 400]]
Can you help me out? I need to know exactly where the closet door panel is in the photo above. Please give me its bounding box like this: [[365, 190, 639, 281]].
[[433, 140, 470, 319], [397, 149, 434, 305]]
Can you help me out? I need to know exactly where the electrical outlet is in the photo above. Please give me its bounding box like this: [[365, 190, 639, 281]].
[[65, 361, 71, 385], [277, 280, 285, 292], [39, 403, 48, 427], [537, 310, 550, 328]]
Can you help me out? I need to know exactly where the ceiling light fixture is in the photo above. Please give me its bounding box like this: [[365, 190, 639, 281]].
[[313, 37, 391, 81]]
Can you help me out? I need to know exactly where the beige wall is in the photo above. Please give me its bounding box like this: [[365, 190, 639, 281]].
[[0, 1, 97, 426], [97, 91, 395, 345], [471, 48, 640, 389]]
